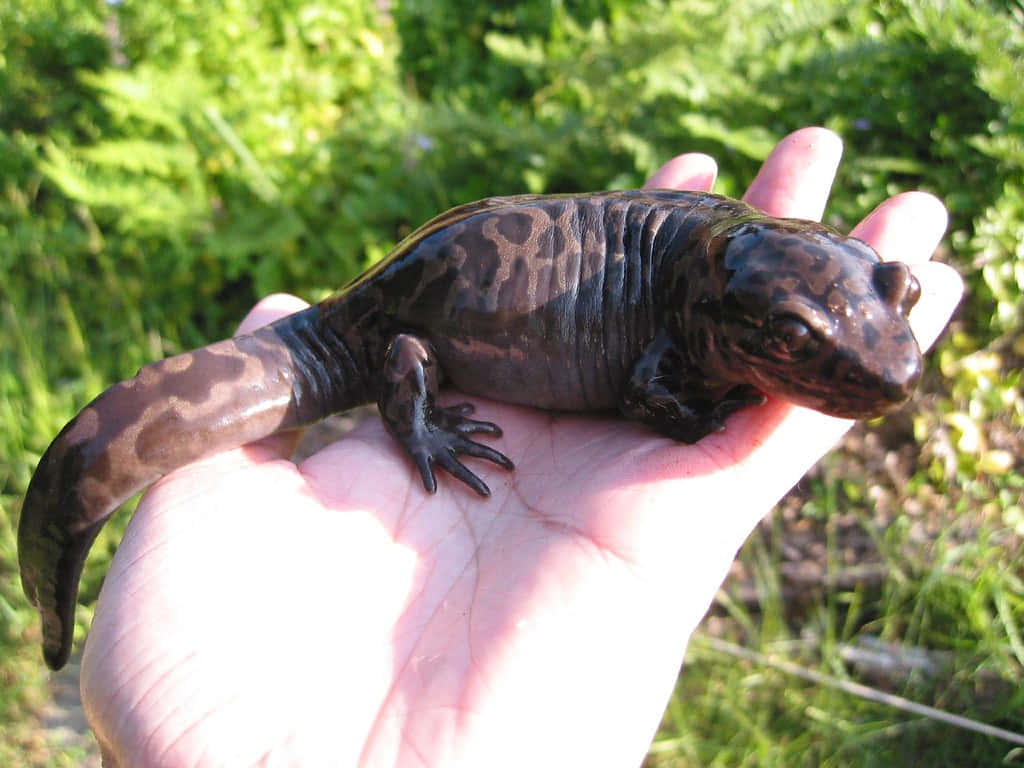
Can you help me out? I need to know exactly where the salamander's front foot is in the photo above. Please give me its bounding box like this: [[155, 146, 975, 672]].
[[621, 381, 766, 443], [620, 329, 767, 443], [378, 333, 514, 497]]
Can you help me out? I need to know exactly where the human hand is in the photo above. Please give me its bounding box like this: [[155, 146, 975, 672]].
[[80, 127, 963, 767]]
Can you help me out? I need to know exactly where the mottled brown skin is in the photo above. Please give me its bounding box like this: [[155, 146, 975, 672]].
[[18, 190, 922, 670]]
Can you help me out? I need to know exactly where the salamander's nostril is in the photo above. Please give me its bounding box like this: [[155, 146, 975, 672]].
[[903, 273, 921, 314], [873, 262, 920, 314]]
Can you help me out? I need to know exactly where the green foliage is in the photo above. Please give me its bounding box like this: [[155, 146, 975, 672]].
[[1, 0, 1022, 763]]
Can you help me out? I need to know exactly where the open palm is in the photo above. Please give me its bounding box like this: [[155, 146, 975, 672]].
[[80, 128, 962, 767]]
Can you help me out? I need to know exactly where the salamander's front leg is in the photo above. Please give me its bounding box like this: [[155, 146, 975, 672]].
[[378, 333, 514, 496], [619, 329, 766, 443]]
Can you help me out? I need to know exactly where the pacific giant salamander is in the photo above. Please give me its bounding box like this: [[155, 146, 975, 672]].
[[19, 189, 923, 669]]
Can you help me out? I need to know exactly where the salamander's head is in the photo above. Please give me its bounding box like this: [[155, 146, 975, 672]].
[[690, 219, 923, 418]]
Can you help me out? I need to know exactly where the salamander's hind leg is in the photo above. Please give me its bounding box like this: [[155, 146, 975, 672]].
[[377, 333, 514, 497]]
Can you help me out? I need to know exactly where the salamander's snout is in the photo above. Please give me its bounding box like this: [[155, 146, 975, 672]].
[[873, 261, 921, 317], [879, 354, 922, 404]]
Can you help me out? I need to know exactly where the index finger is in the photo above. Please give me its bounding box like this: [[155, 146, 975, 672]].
[[743, 127, 843, 220]]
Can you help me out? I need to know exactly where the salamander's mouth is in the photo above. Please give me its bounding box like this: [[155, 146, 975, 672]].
[[814, 392, 911, 419], [746, 341, 923, 420], [790, 358, 922, 418]]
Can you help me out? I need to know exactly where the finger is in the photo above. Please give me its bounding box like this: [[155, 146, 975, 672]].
[[451, 418, 502, 437], [645, 153, 717, 191], [436, 452, 491, 497], [907, 261, 964, 352], [455, 438, 516, 470], [235, 292, 310, 335], [850, 191, 947, 265], [743, 126, 843, 220], [850, 191, 963, 353], [412, 450, 438, 494]]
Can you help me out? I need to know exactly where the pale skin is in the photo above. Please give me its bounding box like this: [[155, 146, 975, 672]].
[[79, 127, 963, 767]]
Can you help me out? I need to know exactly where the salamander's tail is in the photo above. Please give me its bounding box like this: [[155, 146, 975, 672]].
[[18, 305, 356, 669]]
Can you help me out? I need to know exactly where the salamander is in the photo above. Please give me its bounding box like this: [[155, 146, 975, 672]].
[[18, 189, 923, 670]]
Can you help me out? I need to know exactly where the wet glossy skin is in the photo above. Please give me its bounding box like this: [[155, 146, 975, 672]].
[[18, 190, 922, 669]]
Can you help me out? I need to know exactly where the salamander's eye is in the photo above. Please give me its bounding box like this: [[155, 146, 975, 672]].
[[765, 315, 819, 360]]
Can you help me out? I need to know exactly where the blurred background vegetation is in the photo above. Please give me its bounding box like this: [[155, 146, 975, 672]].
[[1, 0, 1021, 764]]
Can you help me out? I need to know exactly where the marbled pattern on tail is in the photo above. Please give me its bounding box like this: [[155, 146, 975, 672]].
[[17, 305, 364, 669]]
